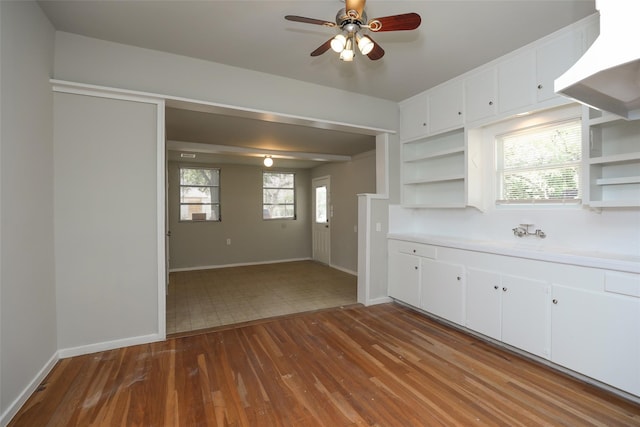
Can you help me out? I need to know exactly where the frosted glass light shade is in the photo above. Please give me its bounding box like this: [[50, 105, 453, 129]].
[[331, 34, 346, 53], [358, 35, 374, 55]]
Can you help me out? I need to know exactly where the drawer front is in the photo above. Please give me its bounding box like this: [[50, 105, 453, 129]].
[[390, 240, 437, 259], [605, 271, 640, 298]]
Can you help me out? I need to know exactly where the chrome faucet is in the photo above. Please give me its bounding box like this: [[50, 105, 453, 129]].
[[512, 224, 546, 239]]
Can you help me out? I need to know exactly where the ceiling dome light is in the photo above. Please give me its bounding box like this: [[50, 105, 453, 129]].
[[330, 34, 346, 53], [357, 34, 374, 55], [263, 156, 273, 167]]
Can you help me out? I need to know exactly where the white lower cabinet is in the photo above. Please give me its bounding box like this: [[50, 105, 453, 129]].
[[388, 237, 639, 397], [465, 269, 501, 340], [466, 268, 549, 358], [420, 259, 465, 326], [500, 274, 549, 359], [388, 250, 421, 307], [551, 284, 640, 396]]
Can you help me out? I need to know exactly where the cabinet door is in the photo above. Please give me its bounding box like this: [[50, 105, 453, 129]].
[[465, 268, 501, 340], [552, 285, 640, 396], [420, 259, 464, 325], [536, 31, 583, 102], [399, 92, 428, 141], [501, 274, 549, 359], [498, 50, 536, 114], [428, 79, 464, 135], [388, 251, 421, 307], [464, 67, 497, 124]]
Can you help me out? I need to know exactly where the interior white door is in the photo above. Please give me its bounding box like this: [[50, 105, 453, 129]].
[[312, 176, 331, 265]]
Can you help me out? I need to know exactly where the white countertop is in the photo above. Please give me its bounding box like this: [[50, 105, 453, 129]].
[[388, 233, 640, 274]]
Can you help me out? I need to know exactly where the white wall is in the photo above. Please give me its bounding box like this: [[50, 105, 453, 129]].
[[0, 1, 57, 423], [53, 92, 160, 352], [53, 32, 399, 133], [311, 151, 376, 273], [168, 162, 312, 269]]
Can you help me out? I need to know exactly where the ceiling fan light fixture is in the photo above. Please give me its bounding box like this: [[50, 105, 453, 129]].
[[340, 37, 354, 61], [263, 156, 273, 167], [330, 33, 347, 53], [356, 34, 374, 55]]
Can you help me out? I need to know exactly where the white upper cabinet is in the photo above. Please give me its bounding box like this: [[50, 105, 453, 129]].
[[464, 67, 497, 124], [428, 79, 464, 135], [498, 50, 537, 114], [496, 19, 587, 115], [535, 31, 584, 102], [399, 92, 428, 142]]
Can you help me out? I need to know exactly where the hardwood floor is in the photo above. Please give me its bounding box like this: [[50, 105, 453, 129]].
[[10, 303, 640, 426]]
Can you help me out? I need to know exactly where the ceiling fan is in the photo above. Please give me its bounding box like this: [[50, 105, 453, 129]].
[[285, 0, 421, 61]]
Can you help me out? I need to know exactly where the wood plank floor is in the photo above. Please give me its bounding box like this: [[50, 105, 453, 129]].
[[10, 303, 640, 426]]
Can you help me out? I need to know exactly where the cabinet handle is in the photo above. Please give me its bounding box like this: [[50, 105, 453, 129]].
[[493, 285, 499, 290], [488, 101, 493, 106], [457, 111, 462, 115], [537, 84, 543, 89], [412, 249, 416, 253], [456, 276, 461, 281], [552, 299, 558, 304], [414, 266, 418, 270], [502, 287, 508, 292], [422, 122, 426, 127]]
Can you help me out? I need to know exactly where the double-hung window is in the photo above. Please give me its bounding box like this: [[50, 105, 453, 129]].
[[179, 167, 220, 221], [263, 172, 296, 219], [496, 118, 582, 204]]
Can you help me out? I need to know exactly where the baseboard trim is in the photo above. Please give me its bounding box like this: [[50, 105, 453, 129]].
[[365, 296, 393, 306], [57, 333, 164, 359], [1, 351, 59, 427], [169, 257, 312, 273], [330, 264, 357, 276]]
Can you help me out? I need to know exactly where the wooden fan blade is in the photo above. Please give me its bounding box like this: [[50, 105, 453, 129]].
[[368, 12, 421, 32], [366, 36, 385, 60], [311, 39, 333, 57], [345, 0, 366, 19], [285, 15, 336, 27]]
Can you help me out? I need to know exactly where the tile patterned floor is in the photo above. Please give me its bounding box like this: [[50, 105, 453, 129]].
[[166, 260, 357, 335]]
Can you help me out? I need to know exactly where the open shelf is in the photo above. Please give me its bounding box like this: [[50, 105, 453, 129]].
[[586, 107, 640, 208], [404, 146, 465, 163], [596, 176, 640, 186], [401, 128, 477, 208]]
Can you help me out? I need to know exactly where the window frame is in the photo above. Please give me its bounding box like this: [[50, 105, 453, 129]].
[[179, 166, 221, 222], [495, 116, 582, 206], [262, 171, 296, 220]]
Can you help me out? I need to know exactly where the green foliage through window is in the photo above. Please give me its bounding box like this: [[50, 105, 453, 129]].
[[497, 119, 582, 203], [263, 172, 295, 219], [180, 167, 220, 221]]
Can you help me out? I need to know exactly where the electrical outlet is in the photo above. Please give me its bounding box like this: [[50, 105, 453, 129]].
[[376, 222, 382, 232], [226, 238, 231, 245]]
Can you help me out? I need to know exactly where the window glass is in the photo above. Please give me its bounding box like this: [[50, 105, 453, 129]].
[[263, 172, 296, 219], [315, 186, 327, 223], [180, 167, 221, 221], [496, 119, 581, 204]]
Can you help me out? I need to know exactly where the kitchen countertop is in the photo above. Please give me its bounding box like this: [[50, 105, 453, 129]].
[[387, 233, 640, 274]]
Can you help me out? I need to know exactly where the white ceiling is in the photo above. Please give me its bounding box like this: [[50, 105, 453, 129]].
[[39, 0, 597, 167]]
